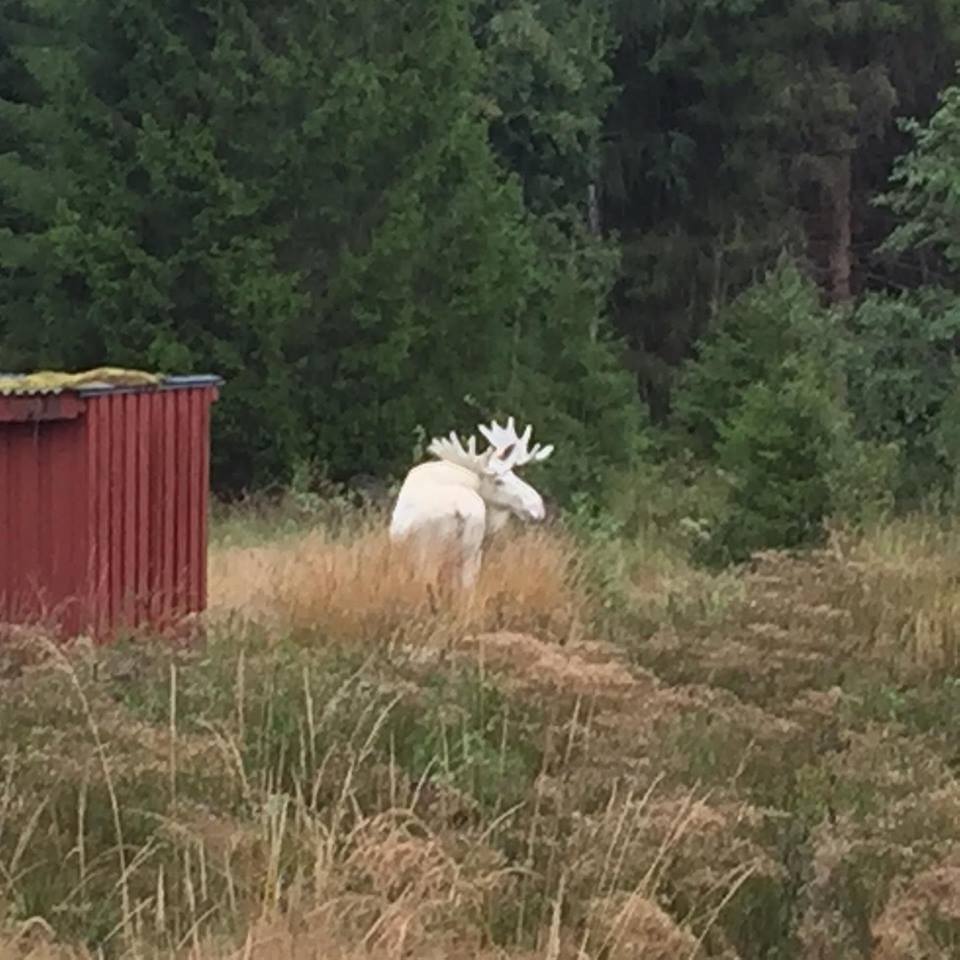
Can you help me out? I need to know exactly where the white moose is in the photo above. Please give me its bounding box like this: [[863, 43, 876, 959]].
[[388, 416, 554, 589]]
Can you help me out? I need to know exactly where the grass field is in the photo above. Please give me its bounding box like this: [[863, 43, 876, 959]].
[[3, 497, 960, 959]]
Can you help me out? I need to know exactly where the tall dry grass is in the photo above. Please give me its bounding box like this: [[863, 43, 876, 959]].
[[0, 627, 745, 960], [825, 515, 960, 673], [207, 512, 590, 646], [8, 507, 960, 959]]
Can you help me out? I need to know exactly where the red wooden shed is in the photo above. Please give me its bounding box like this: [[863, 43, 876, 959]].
[[0, 372, 222, 642]]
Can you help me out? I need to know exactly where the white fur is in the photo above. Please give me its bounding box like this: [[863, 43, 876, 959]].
[[389, 419, 553, 589]]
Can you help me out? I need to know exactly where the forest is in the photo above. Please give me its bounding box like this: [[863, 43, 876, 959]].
[[4, 0, 960, 560], [10, 4, 960, 957]]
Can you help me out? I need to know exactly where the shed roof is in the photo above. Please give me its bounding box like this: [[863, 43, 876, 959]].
[[0, 368, 222, 397]]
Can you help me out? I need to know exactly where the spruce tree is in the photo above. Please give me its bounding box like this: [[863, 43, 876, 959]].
[[0, 0, 646, 496]]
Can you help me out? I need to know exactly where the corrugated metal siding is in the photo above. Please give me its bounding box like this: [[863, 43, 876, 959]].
[[0, 414, 90, 636], [0, 378, 219, 641], [85, 386, 216, 639]]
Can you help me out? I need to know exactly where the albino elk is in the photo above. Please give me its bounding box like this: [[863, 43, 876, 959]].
[[388, 417, 554, 589]]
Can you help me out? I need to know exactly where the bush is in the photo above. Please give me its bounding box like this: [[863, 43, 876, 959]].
[[702, 371, 834, 563], [671, 259, 904, 562], [845, 290, 960, 505], [672, 257, 844, 457]]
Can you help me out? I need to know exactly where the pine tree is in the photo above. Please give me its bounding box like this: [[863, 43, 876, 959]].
[[602, 0, 960, 418], [0, 0, 646, 496]]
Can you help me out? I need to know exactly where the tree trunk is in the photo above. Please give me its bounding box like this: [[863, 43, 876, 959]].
[[826, 149, 853, 305], [587, 182, 601, 236]]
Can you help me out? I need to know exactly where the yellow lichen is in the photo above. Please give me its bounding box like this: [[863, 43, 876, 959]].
[[0, 366, 163, 395]]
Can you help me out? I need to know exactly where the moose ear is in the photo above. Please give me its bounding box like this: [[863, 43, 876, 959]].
[[495, 441, 524, 474]]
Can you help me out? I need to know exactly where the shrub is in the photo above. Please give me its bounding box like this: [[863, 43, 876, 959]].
[[845, 290, 960, 505], [673, 258, 908, 561], [704, 371, 835, 563], [672, 257, 844, 457]]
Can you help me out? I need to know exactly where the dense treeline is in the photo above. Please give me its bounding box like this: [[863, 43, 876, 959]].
[[3, 0, 960, 558]]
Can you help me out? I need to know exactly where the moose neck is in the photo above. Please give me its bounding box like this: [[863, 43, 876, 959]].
[[484, 505, 511, 537]]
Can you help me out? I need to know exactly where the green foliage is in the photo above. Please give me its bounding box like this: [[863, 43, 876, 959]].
[[878, 76, 960, 271], [475, 0, 616, 217], [825, 431, 901, 528], [0, 0, 321, 486], [859, 67, 960, 504], [390, 667, 543, 813], [2, 0, 960, 519], [604, 0, 960, 415], [493, 231, 651, 499], [845, 289, 960, 502], [674, 260, 901, 562], [672, 259, 842, 456], [709, 371, 836, 562], [0, 0, 644, 499]]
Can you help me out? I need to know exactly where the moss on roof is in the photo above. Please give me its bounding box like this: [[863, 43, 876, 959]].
[[0, 367, 164, 395]]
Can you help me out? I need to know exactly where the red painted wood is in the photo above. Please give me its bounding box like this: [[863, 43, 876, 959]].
[[86, 401, 102, 637], [95, 399, 112, 637], [107, 396, 122, 633], [186, 392, 196, 612], [8, 426, 28, 620], [8, 427, 24, 620], [162, 392, 176, 628], [187, 391, 200, 613], [1, 430, 11, 620], [191, 392, 204, 614], [0, 429, 8, 620], [0, 394, 85, 422], [18, 424, 41, 619], [46, 421, 64, 627], [199, 393, 210, 615], [136, 393, 149, 627], [122, 394, 136, 628], [148, 391, 163, 627], [0, 379, 219, 642], [175, 391, 189, 616], [0, 416, 88, 633], [53, 419, 87, 636]]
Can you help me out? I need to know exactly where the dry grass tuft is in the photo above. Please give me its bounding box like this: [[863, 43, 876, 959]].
[[826, 516, 960, 673], [871, 849, 960, 960], [208, 514, 588, 645], [632, 513, 960, 708], [10, 508, 960, 959], [585, 893, 702, 960]]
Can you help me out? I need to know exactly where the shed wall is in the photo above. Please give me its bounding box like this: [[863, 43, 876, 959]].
[[85, 386, 212, 638], [0, 382, 216, 640], [0, 415, 90, 636]]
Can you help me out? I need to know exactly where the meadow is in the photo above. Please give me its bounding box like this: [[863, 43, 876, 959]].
[[3, 491, 960, 960]]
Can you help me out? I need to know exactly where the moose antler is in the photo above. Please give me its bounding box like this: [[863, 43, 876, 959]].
[[478, 416, 554, 468], [428, 430, 521, 475]]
